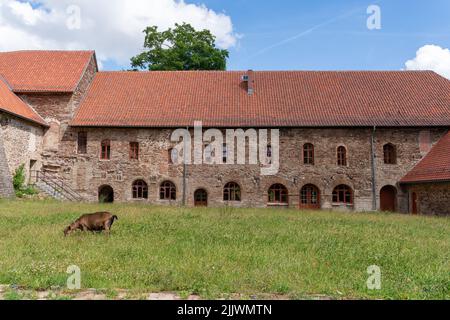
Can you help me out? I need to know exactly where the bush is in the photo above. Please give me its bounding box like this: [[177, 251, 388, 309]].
[[13, 164, 26, 191], [13, 164, 38, 198]]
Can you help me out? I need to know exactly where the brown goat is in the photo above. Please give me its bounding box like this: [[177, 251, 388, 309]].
[[64, 212, 118, 236]]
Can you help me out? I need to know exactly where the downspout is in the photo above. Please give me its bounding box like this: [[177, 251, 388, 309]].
[[182, 126, 189, 206], [370, 126, 377, 211]]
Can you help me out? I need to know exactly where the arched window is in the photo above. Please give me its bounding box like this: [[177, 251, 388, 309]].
[[160, 181, 176, 200], [332, 185, 353, 205], [268, 184, 288, 204], [132, 180, 148, 199], [300, 184, 320, 209], [303, 143, 314, 165], [101, 139, 111, 160], [223, 182, 241, 201], [337, 146, 347, 166], [383, 144, 397, 165]]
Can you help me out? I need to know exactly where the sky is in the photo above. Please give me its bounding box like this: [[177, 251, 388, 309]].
[[0, 0, 449, 78]]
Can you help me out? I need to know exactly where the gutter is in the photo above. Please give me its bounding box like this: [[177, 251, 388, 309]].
[[370, 126, 377, 211]]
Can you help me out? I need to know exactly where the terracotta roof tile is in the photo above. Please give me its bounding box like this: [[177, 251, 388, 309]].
[[0, 78, 47, 126], [71, 70, 450, 127], [0, 50, 95, 93], [401, 131, 450, 183]]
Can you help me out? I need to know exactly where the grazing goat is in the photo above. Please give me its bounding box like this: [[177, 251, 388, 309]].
[[64, 212, 118, 236]]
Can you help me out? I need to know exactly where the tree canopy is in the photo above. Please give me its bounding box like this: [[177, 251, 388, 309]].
[[131, 23, 229, 71]]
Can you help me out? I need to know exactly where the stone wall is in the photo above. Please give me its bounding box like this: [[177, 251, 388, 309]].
[[50, 126, 447, 211], [18, 55, 97, 172], [406, 183, 450, 216], [0, 112, 44, 184]]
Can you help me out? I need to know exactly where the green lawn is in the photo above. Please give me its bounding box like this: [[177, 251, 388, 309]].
[[0, 199, 448, 299]]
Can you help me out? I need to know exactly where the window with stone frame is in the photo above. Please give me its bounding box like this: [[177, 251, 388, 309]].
[[337, 146, 347, 166], [129, 142, 139, 160], [223, 182, 241, 202], [160, 181, 176, 200], [101, 139, 111, 160], [332, 185, 353, 205], [132, 180, 148, 199], [222, 143, 228, 163], [303, 143, 314, 165], [383, 143, 397, 165], [77, 131, 87, 154], [268, 184, 288, 204]]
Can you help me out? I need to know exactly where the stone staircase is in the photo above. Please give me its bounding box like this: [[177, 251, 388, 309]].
[[32, 171, 82, 202]]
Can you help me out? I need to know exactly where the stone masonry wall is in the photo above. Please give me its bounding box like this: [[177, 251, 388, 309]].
[[0, 112, 44, 184], [406, 183, 450, 216], [18, 55, 97, 172], [50, 126, 447, 212]]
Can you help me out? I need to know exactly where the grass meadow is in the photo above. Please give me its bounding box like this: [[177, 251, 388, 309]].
[[0, 199, 448, 299]]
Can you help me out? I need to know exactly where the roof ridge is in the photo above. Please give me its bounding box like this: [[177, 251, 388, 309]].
[[96, 70, 441, 74]]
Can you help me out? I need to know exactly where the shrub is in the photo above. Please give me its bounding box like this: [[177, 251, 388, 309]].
[[13, 164, 26, 192], [13, 164, 38, 198]]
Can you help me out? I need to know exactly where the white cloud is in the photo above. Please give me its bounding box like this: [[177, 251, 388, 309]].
[[405, 45, 450, 80], [0, 0, 238, 68]]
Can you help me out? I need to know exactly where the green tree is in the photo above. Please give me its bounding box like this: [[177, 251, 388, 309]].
[[131, 23, 229, 71]]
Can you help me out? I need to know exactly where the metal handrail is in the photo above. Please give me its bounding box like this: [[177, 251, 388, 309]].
[[32, 170, 82, 202]]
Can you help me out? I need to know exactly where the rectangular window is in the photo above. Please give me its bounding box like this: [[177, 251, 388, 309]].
[[222, 144, 228, 163], [101, 140, 111, 160], [130, 142, 139, 160], [77, 132, 87, 154]]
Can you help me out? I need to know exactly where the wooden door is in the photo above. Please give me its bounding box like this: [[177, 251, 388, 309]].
[[412, 192, 418, 215], [194, 189, 208, 207], [380, 186, 397, 212], [300, 185, 321, 209]]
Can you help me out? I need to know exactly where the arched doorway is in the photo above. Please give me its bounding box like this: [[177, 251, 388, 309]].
[[99, 185, 114, 203], [300, 184, 320, 209], [380, 185, 397, 212], [194, 189, 208, 207]]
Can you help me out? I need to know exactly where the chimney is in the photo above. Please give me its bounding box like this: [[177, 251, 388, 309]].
[[242, 70, 255, 95]]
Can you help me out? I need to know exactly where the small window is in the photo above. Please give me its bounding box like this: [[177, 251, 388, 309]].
[[130, 142, 139, 160], [332, 185, 353, 205], [132, 180, 148, 199], [222, 143, 228, 163], [268, 184, 288, 204], [160, 181, 176, 200], [337, 146, 347, 166], [101, 140, 111, 160], [383, 144, 397, 165], [77, 132, 87, 154], [303, 143, 314, 165], [223, 182, 241, 202]]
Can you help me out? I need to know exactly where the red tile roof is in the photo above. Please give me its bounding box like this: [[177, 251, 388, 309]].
[[71, 70, 450, 128], [0, 50, 95, 93], [401, 131, 450, 184], [0, 78, 47, 126]]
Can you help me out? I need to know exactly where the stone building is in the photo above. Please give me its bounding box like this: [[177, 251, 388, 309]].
[[0, 50, 449, 215]]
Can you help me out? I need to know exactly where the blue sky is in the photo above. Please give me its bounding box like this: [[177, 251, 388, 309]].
[[199, 0, 450, 71], [1, 0, 449, 75]]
